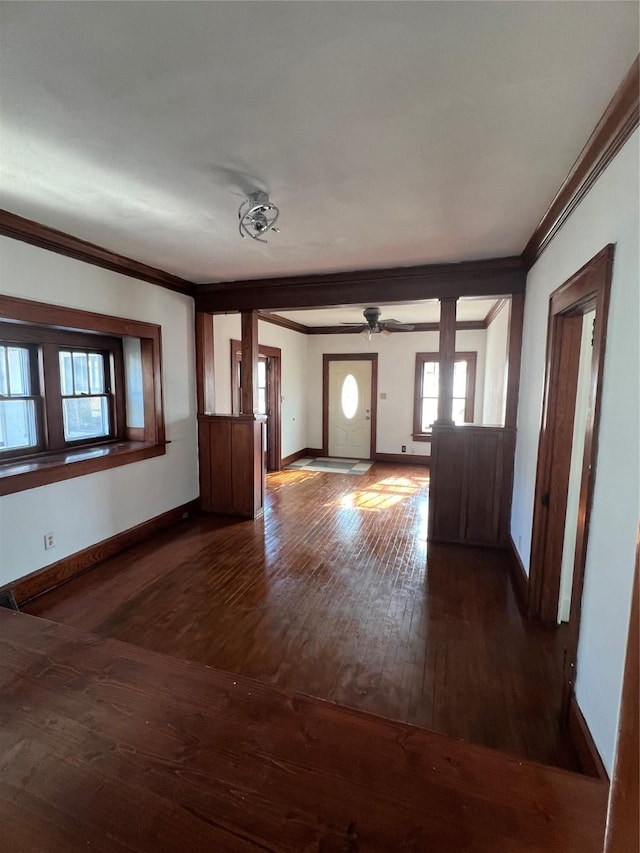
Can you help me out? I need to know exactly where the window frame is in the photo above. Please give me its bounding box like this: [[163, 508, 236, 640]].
[[0, 295, 166, 495], [412, 351, 477, 441]]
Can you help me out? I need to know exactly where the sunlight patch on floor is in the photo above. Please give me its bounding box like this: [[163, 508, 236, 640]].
[[327, 475, 429, 512]]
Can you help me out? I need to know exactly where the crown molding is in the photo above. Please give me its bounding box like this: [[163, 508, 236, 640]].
[[0, 210, 196, 297], [484, 298, 509, 327], [523, 55, 639, 269], [257, 311, 309, 335]]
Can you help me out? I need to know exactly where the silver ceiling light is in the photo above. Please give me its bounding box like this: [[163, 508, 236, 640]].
[[238, 191, 280, 243]]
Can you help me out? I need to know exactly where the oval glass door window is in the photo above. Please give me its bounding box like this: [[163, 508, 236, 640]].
[[341, 374, 359, 419]]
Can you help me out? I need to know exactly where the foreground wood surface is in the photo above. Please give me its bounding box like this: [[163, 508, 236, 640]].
[[0, 610, 607, 852], [26, 464, 579, 770]]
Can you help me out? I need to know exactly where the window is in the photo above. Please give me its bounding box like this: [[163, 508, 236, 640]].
[[0, 296, 166, 495], [413, 351, 477, 440]]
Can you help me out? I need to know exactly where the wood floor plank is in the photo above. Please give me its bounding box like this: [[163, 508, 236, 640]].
[[0, 610, 607, 853], [25, 464, 578, 770]]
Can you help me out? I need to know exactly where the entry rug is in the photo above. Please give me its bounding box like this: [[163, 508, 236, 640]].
[[286, 457, 372, 475]]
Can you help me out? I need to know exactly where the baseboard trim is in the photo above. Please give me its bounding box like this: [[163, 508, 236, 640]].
[[304, 447, 326, 458], [375, 452, 430, 466], [280, 449, 309, 467], [507, 535, 529, 615], [3, 499, 200, 605], [568, 695, 609, 782]]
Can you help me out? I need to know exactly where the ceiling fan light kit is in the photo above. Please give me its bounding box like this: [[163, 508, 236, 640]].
[[238, 191, 280, 243]]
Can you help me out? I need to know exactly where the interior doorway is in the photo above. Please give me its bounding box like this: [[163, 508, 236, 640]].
[[231, 340, 282, 471], [322, 354, 377, 459], [528, 246, 613, 712]]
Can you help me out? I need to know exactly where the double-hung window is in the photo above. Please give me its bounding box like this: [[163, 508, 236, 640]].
[[413, 351, 477, 440], [0, 324, 124, 460]]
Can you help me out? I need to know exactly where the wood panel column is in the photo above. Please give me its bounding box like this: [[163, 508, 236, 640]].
[[240, 310, 259, 414], [195, 311, 215, 415], [435, 297, 457, 424], [504, 292, 525, 429]]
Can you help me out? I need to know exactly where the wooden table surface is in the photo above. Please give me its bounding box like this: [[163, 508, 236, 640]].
[[0, 609, 607, 852]]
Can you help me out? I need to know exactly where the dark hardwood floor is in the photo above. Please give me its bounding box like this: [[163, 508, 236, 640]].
[[25, 463, 579, 771], [0, 610, 607, 853]]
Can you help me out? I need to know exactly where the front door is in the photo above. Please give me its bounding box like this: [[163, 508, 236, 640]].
[[327, 359, 373, 459]]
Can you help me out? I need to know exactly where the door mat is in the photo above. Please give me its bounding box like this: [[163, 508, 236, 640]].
[[285, 457, 373, 475]]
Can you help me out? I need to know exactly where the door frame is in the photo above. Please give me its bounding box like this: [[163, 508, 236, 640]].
[[231, 340, 282, 471], [322, 353, 378, 459], [528, 245, 613, 706]]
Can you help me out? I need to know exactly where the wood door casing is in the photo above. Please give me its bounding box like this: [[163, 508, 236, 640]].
[[322, 353, 378, 459]]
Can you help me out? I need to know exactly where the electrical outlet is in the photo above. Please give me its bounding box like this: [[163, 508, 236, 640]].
[[401, 445, 406, 453], [44, 532, 55, 550]]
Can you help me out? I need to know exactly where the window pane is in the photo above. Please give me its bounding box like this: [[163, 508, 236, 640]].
[[421, 397, 438, 431], [258, 360, 266, 388], [6, 346, 31, 396], [422, 362, 438, 397], [59, 351, 74, 395], [258, 389, 266, 414], [452, 397, 466, 425], [63, 396, 109, 441], [453, 361, 467, 398], [341, 374, 358, 420], [72, 352, 89, 395], [0, 399, 37, 451], [0, 347, 7, 396], [88, 353, 105, 394]]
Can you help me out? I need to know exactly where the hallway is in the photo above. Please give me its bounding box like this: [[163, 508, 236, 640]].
[[26, 463, 579, 770]]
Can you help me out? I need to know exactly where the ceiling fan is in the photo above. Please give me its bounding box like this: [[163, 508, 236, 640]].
[[340, 307, 415, 337]]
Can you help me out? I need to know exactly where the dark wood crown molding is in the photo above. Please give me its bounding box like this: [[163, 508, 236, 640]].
[[258, 311, 309, 335], [484, 298, 509, 327], [0, 210, 196, 297], [196, 256, 526, 313], [523, 55, 639, 269]]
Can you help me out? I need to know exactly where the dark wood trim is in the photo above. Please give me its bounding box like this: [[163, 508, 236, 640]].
[[258, 311, 308, 335], [567, 696, 609, 781], [435, 298, 457, 425], [523, 56, 639, 268], [484, 298, 508, 327], [240, 311, 259, 415], [0, 209, 195, 296], [280, 449, 309, 467], [0, 441, 167, 496], [414, 348, 477, 437], [304, 446, 325, 458], [504, 292, 525, 430], [605, 533, 639, 852], [374, 452, 430, 466], [322, 354, 378, 459], [508, 535, 529, 616], [0, 499, 199, 605], [196, 256, 526, 313], [305, 320, 486, 335], [528, 247, 614, 721], [195, 312, 215, 415]]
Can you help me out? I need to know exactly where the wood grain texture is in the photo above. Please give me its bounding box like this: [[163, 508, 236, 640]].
[[429, 425, 516, 547], [374, 452, 430, 465], [505, 292, 525, 429], [196, 256, 526, 312], [1, 500, 199, 605], [0, 608, 607, 853], [435, 298, 457, 424], [0, 209, 195, 295], [195, 311, 215, 414], [27, 463, 579, 771], [484, 298, 508, 327], [605, 537, 639, 852], [523, 55, 639, 268], [568, 696, 609, 781], [306, 320, 487, 335]]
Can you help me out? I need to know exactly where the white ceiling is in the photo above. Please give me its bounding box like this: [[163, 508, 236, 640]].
[[0, 2, 637, 284], [273, 298, 499, 327]]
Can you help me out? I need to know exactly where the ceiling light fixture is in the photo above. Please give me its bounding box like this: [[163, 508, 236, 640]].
[[238, 191, 280, 243]]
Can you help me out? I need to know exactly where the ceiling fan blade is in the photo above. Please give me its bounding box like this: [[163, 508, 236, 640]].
[[382, 322, 415, 331]]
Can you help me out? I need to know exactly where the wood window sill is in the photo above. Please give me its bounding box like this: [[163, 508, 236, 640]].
[[0, 441, 166, 496], [412, 433, 432, 442]]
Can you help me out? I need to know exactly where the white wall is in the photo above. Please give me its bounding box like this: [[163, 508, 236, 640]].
[[482, 300, 509, 426], [212, 314, 308, 459], [306, 329, 487, 455], [511, 130, 639, 773], [0, 238, 199, 586]]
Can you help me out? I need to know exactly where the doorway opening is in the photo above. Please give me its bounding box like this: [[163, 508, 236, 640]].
[[231, 340, 282, 471], [528, 246, 613, 715]]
